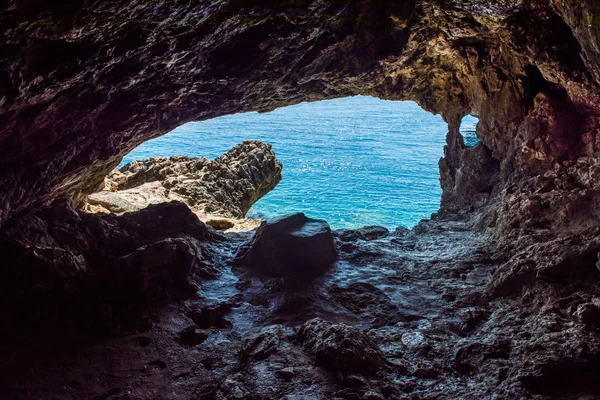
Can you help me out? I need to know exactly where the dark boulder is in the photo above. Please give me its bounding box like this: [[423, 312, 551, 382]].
[[334, 226, 390, 242], [234, 213, 337, 278], [294, 317, 387, 375]]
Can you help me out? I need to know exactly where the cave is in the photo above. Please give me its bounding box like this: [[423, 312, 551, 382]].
[[117, 96, 448, 229], [2, 1, 600, 399]]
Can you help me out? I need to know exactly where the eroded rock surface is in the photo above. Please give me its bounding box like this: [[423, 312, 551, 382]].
[[3, 1, 600, 399], [88, 140, 282, 220], [3, 215, 599, 399]]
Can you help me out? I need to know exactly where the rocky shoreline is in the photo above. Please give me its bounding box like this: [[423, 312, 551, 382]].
[[85, 140, 282, 231]]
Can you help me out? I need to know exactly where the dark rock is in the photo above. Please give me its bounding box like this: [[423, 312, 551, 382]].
[[343, 375, 367, 388], [178, 326, 208, 346], [294, 318, 387, 375], [575, 302, 600, 326], [89, 141, 282, 219], [330, 283, 406, 327], [241, 325, 285, 361], [392, 226, 410, 237], [276, 367, 295, 380], [112, 237, 198, 301], [234, 213, 337, 278], [185, 302, 233, 329], [335, 226, 390, 242]]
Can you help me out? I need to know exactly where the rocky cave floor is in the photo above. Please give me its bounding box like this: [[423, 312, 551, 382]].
[[2, 206, 600, 400]]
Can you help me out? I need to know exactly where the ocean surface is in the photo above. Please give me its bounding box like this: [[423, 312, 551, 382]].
[[122, 96, 479, 229]]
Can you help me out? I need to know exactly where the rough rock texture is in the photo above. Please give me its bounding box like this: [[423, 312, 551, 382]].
[[234, 213, 337, 277], [1, 0, 600, 234], [4, 1, 600, 399], [4, 216, 600, 399], [88, 140, 282, 219], [0, 200, 224, 337], [294, 317, 387, 375]]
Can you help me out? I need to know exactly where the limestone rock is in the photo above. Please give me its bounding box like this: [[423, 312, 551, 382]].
[[294, 318, 387, 375], [88, 140, 282, 219], [234, 213, 337, 277], [334, 226, 390, 242]]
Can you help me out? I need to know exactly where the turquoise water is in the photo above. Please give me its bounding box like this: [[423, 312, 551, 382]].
[[122, 96, 478, 229]]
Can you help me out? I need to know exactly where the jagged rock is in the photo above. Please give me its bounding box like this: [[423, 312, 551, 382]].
[[241, 325, 286, 361], [330, 283, 407, 328], [0, 200, 220, 335], [334, 226, 390, 242], [178, 326, 208, 347], [206, 219, 235, 231], [185, 302, 234, 329], [575, 302, 600, 327], [294, 318, 387, 375], [486, 234, 600, 297], [234, 213, 337, 277], [112, 237, 198, 301], [88, 141, 282, 219]]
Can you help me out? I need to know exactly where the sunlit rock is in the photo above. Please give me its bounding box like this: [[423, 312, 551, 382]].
[[87, 140, 282, 222]]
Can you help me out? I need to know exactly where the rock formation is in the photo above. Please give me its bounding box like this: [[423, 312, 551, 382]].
[[234, 213, 337, 277], [3, 0, 600, 398], [87, 140, 282, 222]]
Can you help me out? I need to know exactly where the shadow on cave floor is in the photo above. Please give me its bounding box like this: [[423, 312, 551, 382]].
[[2, 207, 600, 400], [0, 213, 491, 399]]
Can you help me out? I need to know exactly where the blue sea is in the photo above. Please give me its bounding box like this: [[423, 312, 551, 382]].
[[122, 96, 478, 229]]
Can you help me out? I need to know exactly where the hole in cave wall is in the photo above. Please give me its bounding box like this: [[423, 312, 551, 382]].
[[459, 114, 480, 147], [119, 96, 450, 230]]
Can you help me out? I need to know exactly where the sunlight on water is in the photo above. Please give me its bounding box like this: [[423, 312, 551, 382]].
[[122, 96, 480, 229]]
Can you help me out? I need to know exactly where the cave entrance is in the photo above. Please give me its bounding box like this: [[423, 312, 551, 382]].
[[119, 96, 452, 230]]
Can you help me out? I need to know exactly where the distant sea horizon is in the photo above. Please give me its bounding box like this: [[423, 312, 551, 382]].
[[121, 96, 479, 229]]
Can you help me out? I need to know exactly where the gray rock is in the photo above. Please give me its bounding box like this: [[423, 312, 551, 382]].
[[294, 317, 387, 375], [234, 213, 337, 278], [241, 325, 285, 361]]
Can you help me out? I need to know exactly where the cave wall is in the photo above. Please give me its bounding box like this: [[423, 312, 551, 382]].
[[2, 0, 600, 234]]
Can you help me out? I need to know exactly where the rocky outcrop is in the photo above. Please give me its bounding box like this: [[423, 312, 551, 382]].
[[5, 1, 600, 398], [0, 0, 599, 236], [234, 213, 337, 278], [0, 200, 223, 335], [87, 140, 282, 219], [295, 317, 387, 375]]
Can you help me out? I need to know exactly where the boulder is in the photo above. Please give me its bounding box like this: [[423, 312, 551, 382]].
[[241, 325, 286, 361], [334, 226, 390, 242], [88, 141, 282, 219], [294, 317, 387, 375], [234, 213, 337, 277]]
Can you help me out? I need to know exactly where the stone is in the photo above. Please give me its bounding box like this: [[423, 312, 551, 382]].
[[575, 303, 600, 327], [88, 141, 282, 219], [334, 226, 390, 242], [178, 326, 208, 346], [206, 219, 235, 231], [241, 325, 285, 361], [294, 318, 387, 375], [112, 238, 198, 301], [185, 302, 233, 329], [276, 367, 295, 380], [234, 213, 337, 278]]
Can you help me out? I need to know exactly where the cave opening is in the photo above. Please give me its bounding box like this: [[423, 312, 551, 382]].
[[459, 114, 480, 147], [115, 95, 449, 230]]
